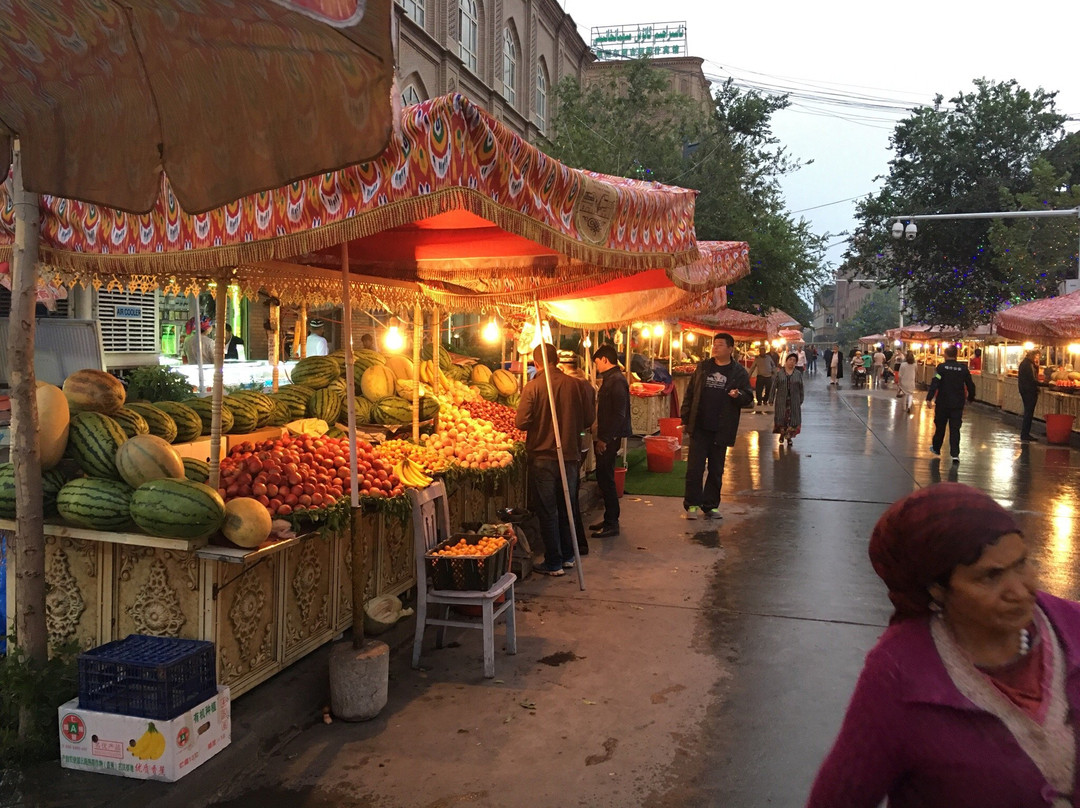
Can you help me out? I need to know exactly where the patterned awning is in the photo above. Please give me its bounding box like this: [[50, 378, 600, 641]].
[[996, 291, 1080, 342]]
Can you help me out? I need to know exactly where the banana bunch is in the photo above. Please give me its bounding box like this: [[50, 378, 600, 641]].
[[128, 722, 166, 761], [394, 456, 433, 488]]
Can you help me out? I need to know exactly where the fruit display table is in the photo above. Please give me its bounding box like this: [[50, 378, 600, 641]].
[[1, 458, 527, 699], [630, 392, 668, 436]]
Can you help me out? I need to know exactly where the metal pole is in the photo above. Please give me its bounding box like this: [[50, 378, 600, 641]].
[[269, 300, 281, 392], [190, 293, 205, 393], [412, 302, 422, 443], [341, 245, 359, 510], [208, 276, 228, 488], [534, 301, 585, 590]]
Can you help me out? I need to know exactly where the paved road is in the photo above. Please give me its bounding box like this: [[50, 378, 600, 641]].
[[15, 372, 1078, 808]]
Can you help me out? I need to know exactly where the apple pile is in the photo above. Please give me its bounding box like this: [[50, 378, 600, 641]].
[[420, 400, 515, 470], [218, 434, 402, 517], [459, 398, 526, 443]]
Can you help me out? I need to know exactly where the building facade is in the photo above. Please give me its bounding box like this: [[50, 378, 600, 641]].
[[395, 0, 595, 142]]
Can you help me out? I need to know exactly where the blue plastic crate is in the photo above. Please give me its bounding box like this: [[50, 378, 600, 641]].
[[78, 635, 216, 720]]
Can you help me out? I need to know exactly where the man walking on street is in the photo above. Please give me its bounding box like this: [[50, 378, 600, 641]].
[[751, 346, 776, 413], [872, 347, 886, 388], [589, 345, 631, 538], [680, 333, 754, 520], [925, 345, 976, 462], [1018, 349, 1041, 441], [516, 343, 594, 575]]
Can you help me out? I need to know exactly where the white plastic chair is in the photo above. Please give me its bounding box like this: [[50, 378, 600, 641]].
[[409, 481, 517, 678]]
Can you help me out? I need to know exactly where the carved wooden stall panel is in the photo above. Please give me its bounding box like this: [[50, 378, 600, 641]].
[[113, 547, 201, 640], [282, 533, 335, 662], [378, 515, 414, 596], [44, 536, 105, 650], [210, 555, 281, 693]]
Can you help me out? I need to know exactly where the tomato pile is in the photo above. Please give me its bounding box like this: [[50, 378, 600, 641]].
[[218, 434, 402, 518], [460, 399, 526, 443]]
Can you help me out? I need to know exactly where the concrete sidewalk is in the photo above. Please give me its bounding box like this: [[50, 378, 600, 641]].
[[7, 376, 1079, 807]]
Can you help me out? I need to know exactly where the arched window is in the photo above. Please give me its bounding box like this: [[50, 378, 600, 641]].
[[396, 0, 424, 27], [502, 27, 517, 106], [535, 63, 548, 133], [401, 84, 422, 107], [458, 0, 478, 73]]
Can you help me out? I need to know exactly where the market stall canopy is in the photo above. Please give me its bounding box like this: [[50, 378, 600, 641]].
[[996, 290, 1080, 342], [859, 333, 887, 345], [474, 241, 749, 328], [767, 310, 802, 337], [679, 308, 769, 341], [1, 95, 700, 297], [0, 0, 394, 215]]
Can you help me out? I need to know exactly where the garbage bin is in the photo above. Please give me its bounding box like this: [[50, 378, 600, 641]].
[[658, 417, 684, 445], [614, 466, 626, 498], [1045, 413, 1075, 445], [644, 435, 680, 472]]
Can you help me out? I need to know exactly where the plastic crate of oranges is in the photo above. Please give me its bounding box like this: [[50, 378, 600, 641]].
[[425, 534, 511, 590]]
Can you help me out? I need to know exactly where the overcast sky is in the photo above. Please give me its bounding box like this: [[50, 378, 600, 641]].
[[564, 0, 1080, 277]]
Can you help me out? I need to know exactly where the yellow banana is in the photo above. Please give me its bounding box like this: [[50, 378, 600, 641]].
[[129, 723, 166, 761]]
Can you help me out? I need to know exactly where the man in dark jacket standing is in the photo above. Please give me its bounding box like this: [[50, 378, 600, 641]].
[[516, 343, 595, 575], [679, 333, 754, 519], [926, 345, 976, 462], [1017, 350, 1041, 442], [589, 345, 631, 537]]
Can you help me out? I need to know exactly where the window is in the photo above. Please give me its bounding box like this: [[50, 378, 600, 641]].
[[401, 84, 422, 107], [535, 64, 548, 133], [396, 0, 424, 27], [458, 0, 478, 73], [502, 28, 517, 106]]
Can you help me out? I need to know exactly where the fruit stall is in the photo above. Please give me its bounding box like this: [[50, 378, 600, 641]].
[[2, 93, 706, 695]]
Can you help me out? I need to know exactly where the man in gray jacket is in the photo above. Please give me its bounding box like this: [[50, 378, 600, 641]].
[[679, 333, 754, 519]]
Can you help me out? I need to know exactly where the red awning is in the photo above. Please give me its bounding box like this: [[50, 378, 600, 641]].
[[996, 291, 1080, 342]]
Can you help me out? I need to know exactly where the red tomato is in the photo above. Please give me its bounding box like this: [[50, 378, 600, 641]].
[[310, 493, 325, 506], [252, 482, 267, 497], [277, 504, 293, 516], [256, 495, 270, 507], [268, 498, 282, 511], [298, 494, 312, 506], [284, 493, 299, 506], [336, 467, 351, 480], [286, 472, 302, 487], [302, 483, 315, 495]]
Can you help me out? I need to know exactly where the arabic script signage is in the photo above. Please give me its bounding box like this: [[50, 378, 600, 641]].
[[590, 22, 688, 61]]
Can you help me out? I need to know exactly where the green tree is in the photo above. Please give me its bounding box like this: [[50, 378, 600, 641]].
[[545, 60, 826, 321], [849, 79, 1074, 329], [835, 286, 900, 347]]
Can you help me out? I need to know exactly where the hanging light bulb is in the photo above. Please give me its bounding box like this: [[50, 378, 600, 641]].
[[654, 323, 664, 336], [383, 319, 405, 352], [685, 332, 696, 343], [1023, 341, 1036, 351], [641, 326, 651, 339], [482, 317, 500, 343], [672, 338, 681, 349], [582, 335, 592, 348]]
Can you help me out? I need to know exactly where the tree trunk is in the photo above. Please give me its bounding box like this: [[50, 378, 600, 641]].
[[10, 140, 47, 740]]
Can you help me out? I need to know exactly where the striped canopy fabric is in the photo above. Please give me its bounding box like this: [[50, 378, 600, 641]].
[[0, 0, 394, 214], [996, 291, 1080, 341]]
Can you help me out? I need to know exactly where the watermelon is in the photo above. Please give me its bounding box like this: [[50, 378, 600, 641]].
[[129, 479, 226, 539], [308, 388, 343, 423], [42, 468, 67, 516], [151, 401, 202, 443], [229, 390, 276, 421], [339, 395, 374, 425], [56, 478, 135, 531], [448, 364, 470, 382], [421, 344, 452, 370], [182, 458, 211, 483], [62, 368, 126, 414], [274, 384, 314, 418], [353, 349, 386, 374], [372, 396, 413, 425], [126, 402, 179, 443], [222, 396, 260, 433], [327, 350, 348, 375], [66, 411, 128, 479], [115, 434, 186, 488], [420, 395, 439, 421], [325, 426, 346, 439], [265, 398, 293, 427], [184, 397, 233, 435], [472, 382, 499, 401], [113, 406, 151, 438], [291, 355, 340, 389], [0, 464, 14, 518], [327, 377, 348, 397]]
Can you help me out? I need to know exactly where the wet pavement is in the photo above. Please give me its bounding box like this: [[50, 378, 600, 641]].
[[9, 373, 1080, 808]]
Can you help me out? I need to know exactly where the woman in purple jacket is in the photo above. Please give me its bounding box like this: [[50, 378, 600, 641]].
[[808, 483, 1080, 808]]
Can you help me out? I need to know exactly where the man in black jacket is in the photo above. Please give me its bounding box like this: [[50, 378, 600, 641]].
[[926, 345, 976, 462], [679, 333, 754, 519], [590, 345, 632, 537], [1017, 350, 1041, 442]]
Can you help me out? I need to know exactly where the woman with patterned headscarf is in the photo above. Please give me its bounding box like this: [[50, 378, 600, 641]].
[[808, 483, 1080, 808]]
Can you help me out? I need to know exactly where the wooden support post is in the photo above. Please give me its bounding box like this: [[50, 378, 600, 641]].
[[208, 276, 228, 490]]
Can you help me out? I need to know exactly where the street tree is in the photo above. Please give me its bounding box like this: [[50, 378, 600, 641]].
[[835, 286, 901, 347], [849, 79, 1074, 329], [546, 59, 825, 324]]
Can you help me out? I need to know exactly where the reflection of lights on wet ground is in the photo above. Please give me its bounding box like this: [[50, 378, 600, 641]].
[[1050, 499, 1075, 567], [747, 429, 761, 489]]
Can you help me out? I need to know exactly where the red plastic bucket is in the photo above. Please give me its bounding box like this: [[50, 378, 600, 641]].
[[644, 435, 679, 473], [614, 466, 626, 497], [1045, 413, 1075, 445]]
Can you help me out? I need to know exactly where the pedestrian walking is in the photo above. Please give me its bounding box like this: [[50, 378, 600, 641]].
[[558, 352, 595, 556], [1018, 350, 1041, 442], [807, 345, 818, 374], [751, 346, 776, 413], [826, 343, 844, 386], [796, 345, 807, 373], [925, 345, 976, 462], [872, 347, 886, 388], [769, 354, 804, 447], [589, 345, 631, 538], [896, 351, 917, 412], [679, 332, 754, 520], [515, 343, 594, 575], [808, 483, 1080, 808]]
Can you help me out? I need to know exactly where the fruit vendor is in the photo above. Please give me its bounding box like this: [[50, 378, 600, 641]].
[[515, 343, 594, 576], [306, 319, 329, 357]]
